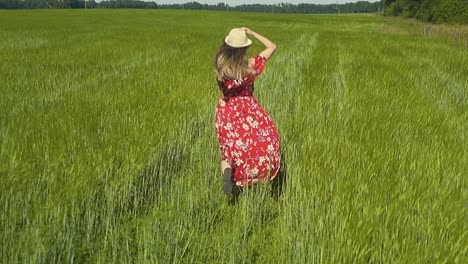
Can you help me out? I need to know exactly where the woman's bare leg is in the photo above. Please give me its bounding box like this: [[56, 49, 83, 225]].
[[221, 160, 233, 195], [220, 159, 231, 172]]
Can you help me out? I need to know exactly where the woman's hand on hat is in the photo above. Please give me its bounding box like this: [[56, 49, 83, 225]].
[[241, 27, 254, 36]]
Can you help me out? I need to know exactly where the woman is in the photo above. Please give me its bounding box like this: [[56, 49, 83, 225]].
[[214, 27, 280, 195]]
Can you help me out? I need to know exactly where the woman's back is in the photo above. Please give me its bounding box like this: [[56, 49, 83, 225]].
[[213, 27, 280, 194], [217, 54, 267, 99]]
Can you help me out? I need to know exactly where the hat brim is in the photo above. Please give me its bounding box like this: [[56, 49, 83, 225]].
[[224, 37, 252, 48]]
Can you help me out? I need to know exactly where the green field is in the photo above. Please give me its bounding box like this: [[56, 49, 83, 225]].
[[1, 9, 467, 263]]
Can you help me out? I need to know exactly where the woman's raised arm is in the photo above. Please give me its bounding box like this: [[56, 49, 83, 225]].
[[241, 27, 276, 60]]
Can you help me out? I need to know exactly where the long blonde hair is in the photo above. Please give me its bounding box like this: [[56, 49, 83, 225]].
[[214, 43, 256, 82]]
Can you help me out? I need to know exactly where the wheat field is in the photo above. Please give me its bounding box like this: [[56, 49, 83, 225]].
[[0, 9, 466, 263]]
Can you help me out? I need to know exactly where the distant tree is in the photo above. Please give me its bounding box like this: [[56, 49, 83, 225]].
[[70, 0, 83, 8], [23, 0, 48, 8], [61, 0, 71, 8], [47, 0, 61, 8], [416, 0, 438, 21], [432, 0, 468, 23], [0, 0, 22, 8], [145, 1, 156, 9], [385, 0, 404, 16], [384, 0, 468, 23]]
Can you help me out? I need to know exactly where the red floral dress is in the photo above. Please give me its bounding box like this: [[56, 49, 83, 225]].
[[215, 54, 280, 187]]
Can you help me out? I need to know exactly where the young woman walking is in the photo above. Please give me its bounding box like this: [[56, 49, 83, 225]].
[[214, 27, 280, 195]]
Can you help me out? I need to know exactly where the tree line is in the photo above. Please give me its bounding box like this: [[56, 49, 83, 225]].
[[0, 0, 383, 14], [158, 2, 383, 13], [0, 0, 156, 9], [1, 0, 465, 24], [383, 0, 468, 24]]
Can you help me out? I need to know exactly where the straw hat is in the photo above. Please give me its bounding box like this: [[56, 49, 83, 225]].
[[225, 28, 252, 48]]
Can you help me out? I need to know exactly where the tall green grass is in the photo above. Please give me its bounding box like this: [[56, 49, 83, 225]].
[[0, 9, 466, 263]]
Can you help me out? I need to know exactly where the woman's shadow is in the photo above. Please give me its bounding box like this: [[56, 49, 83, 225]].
[[271, 150, 288, 200]]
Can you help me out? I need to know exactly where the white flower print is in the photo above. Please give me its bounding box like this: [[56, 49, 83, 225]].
[[247, 116, 253, 122], [242, 123, 249, 130], [224, 122, 232, 130], [267, 144, 274, 152], [252, 121, 259, 128], [236, 159, 244, 166], [236, 140, 243, 148], [259, 156, 265, 165], [251, 167, 259, 176]]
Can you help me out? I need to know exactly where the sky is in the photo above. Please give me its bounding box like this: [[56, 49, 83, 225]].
[[155, 0, 381, 5]]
